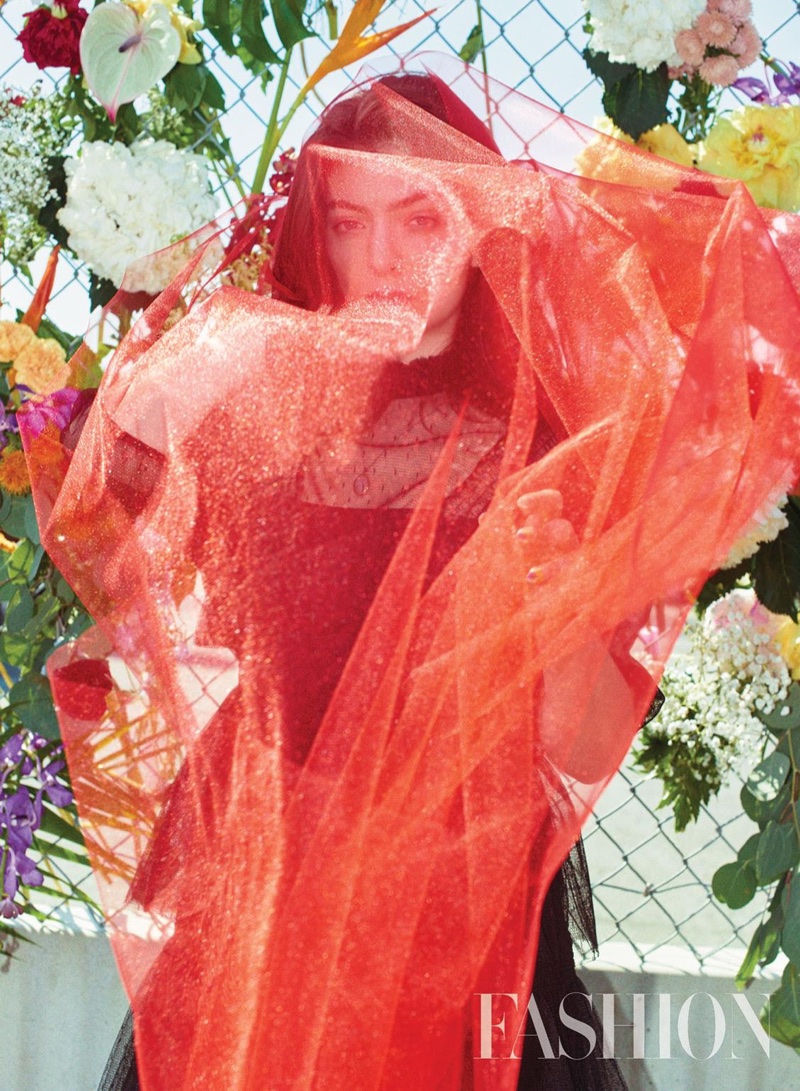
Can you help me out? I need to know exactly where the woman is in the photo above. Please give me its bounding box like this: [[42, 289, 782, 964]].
[[24, 59, 800, 1091]]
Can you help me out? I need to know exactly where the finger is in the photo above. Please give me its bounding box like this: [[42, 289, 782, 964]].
[[516, 518, 576, 555], [516, 489, 563, 521], [539, 518, 578, 551]]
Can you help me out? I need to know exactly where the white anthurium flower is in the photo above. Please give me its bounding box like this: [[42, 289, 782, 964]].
[[80, 1, 181, 121]]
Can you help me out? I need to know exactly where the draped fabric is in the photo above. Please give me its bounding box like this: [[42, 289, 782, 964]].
[[21, 54, 800, 1091]]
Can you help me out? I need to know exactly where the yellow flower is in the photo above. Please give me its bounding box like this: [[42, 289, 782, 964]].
[[637, 124, 696, 169], [125, 0, 202, 64], [775, 618, 800, 680], [699, 105, 800, 211], [0, 448, 31, 496], [0, 320, 35, 363], [576, 118, 695, 182], [12, 337, 70, 394]]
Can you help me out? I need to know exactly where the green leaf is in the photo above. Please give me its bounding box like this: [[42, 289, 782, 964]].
[[203, 70, 226, 111], [36, 156, 71, 250], [754, 497, 800, 617], [81, 2, 182, 121], [164, 62, 208, 111], [7, 671, 60, 737], [582, 48, 637, 87], [782, 869, 800, 966], [736, 912, 783, 987], [7, 538, 35, 583], [601, 64, 671, 141], [203, 0, 236, 55], [712, 860, 757, 909], [240, 0, 281, 64], [459, 24, 484, 64], [0, 493, 34, 539], [271, 0, 313, 49], [36, 839, 90, 867], [5, 587, 35, 631], [756, 818, 800, 885], [39, 805, 85, 847], [747, 752, 791, 801], [89, 273, 117, 312], [742, 779, 790, 828], [765, 963, 800, 1049], [757, 681, 800, 735]]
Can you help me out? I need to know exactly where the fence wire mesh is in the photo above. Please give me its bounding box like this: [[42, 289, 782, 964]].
[[0, 0, 798, 975]]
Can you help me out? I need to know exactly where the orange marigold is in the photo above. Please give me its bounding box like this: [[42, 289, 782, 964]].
[[0, 448, 31, 495]]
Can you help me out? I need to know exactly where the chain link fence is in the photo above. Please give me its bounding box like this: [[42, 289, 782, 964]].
[[1, 0, 799, 976]]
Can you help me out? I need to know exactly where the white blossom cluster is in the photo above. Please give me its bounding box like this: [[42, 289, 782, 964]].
[[722, 495, 790, 569], [584, 0, 706, 72], [655, 590, 790, 782], [58, 139, 218, 293], [0, 87, 71, 268]]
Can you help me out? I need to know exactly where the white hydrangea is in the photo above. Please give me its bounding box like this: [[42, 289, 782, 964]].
[[584, 0, 706, 72], [722, 495, 790, 569], [58, 139, 219, 292], [656, 590, 790, 782]]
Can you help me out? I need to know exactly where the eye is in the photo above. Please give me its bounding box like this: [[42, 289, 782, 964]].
[[330, 218, 365, 234], [407, 213, 441, 231]]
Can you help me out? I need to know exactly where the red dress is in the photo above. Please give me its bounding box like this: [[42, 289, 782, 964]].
[[22, 63, 800, 1091]]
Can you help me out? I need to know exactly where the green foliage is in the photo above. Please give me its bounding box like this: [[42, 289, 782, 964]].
[[459, 25, 484, 65], [754, 497, 800, 618], [201, 0, 317, 79], [632, 725, 721, 831], [583, 49, 670, 140]]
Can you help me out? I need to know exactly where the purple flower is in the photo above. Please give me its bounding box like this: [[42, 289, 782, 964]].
[[2, 840, 43, 899], [38, 759, 73, 809], [2, 787, 42, 848], [733, 76, 772, 103], [0, 895, 20, 919], [0, 734, 24, 769], [734, 61, 800, 106], [17, 386, 89, 441]]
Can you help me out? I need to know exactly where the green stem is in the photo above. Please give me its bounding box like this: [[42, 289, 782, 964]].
[[252, 47, 294, 195], [474, 0, 494, 141], [475, 0, 489, 79]]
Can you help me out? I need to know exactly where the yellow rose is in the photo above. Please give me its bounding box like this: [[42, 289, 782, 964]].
[[125, 0, 202, 65], [699, 106, 800, 212], [775, 618, 800, 680], [0, 320, 35, 363], [12, 337, 70, 394]]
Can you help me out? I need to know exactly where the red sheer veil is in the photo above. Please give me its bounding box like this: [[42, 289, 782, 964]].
[[20, 53, 800, 1090]]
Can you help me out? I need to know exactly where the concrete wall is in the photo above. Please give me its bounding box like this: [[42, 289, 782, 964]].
[[1, 931, 795, 1090]]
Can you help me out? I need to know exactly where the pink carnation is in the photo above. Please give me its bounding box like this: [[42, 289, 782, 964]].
[[675, 28, 705, 68], [695, 11, 737, 48], [718, 0, 752, 19], [730, 21, 762, 67], [699, 53, 741, 86], [668, 63, 691, 80]]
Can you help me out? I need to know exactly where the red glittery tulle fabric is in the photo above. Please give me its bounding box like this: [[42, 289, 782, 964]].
[[21, 55, 800, 1091]]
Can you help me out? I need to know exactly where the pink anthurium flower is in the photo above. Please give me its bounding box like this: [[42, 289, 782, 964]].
[[80, 1, 181, 121]]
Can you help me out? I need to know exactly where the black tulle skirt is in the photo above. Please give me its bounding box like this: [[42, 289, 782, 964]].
[[98, 837, 627, 1091]]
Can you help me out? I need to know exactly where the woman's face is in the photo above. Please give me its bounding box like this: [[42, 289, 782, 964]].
[[323, 156, 474, 360]]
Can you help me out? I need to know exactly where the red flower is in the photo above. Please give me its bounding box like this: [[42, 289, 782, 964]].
[[17, 0, 88, 77], [52, 658, 113, 721]]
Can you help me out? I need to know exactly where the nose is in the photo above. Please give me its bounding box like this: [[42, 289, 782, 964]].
[[366, 217, 401, 276]]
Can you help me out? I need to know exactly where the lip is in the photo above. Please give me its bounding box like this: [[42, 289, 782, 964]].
[[362, 288, 415, 304]]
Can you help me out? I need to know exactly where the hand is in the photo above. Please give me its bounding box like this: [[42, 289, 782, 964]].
[[514, 489, 577, 582]]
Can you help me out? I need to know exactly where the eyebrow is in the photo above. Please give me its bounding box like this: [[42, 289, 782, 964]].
[[326, 190, 435, 213]]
